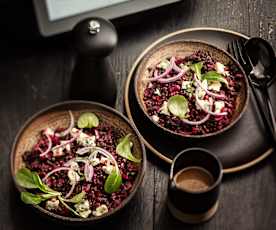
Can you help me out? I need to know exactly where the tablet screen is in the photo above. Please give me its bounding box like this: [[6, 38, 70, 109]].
[[45, 0, 130, 21]]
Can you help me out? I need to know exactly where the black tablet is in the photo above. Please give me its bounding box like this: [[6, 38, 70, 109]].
[[33, 0, 181, 36]]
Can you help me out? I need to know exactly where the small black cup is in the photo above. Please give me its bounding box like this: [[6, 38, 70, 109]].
[[168, 148, 223, 224]]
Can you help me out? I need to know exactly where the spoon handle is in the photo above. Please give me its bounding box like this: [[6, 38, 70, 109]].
[[248, 73, 276, 143], [262, 88, 276, 138]]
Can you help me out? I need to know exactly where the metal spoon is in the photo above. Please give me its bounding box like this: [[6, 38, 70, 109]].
[[245, 37, 276, 136]]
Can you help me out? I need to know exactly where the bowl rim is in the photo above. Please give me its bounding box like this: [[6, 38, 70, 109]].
[[10, 100, 146, 223], [134, 39, 250, 139]]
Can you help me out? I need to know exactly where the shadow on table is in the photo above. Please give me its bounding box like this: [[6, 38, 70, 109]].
[[147, 133, 274, 182], [154, 197, 215, 230]]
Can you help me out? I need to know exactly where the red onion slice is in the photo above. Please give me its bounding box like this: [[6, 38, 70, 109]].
[[181, 113, 210, 125], [51, 134, 78, 151], [94, 129, 100, 139], [55, 111, 74, 137], [65, 182, 76, 198], [195, 87, 228, 116], [172, 61, 183, 73], [84, 162, 94, 182], [158, 70, 185, 83], [194, 74, 226, 99], [64, 158, 87, 167], [77, 147, 119, 172], [39, 134, 53, 157], [42, 167, 71, 182], [147, 57, 175, 81]]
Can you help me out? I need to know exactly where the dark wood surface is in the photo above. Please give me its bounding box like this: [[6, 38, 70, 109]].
[[0, 0, 276, 229]]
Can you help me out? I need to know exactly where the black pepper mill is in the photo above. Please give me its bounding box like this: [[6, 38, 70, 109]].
[[70, 18, 118, 106]]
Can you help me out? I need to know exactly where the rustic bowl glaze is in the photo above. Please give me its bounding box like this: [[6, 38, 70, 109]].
[[134, 40, 249, 138], [10, 101, 146, 225]]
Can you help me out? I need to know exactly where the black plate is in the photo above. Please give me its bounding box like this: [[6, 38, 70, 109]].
[[124, 28, 274, 173]]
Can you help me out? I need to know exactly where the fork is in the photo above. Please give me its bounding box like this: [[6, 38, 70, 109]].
[[228, 39, 276, 142]]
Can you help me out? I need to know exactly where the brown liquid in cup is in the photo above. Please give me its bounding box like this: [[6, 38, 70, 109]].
[[174, 166, 214, 192]]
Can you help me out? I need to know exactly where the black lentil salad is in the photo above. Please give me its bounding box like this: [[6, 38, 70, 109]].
[[143, 50, 244, 135], [15, 112, 141, 218]]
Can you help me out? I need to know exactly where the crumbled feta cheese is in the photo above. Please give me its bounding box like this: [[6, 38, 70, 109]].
[[202, 79, 208, 88], [69, 161, 80, 172], [214, 101, 225, 113], [197, 80, 208, 99], [102, 164, 114, 175], [208, 81, 222, 92], [215, 62, 225, 74], [157, 59, 170, 70], [77, 132, 96, 147], [196, 99, 212, 111], [154, 88, 161, 96], [91, 157, 100, 166], [159, 101, 170, 116], [60, 140, 71, 152], [44, 128, 55, 136], [46, 198, 59, 211], [152, 115, 159, 122], [148, 82, 153, 88], [68, 170, 80, 185], [71, 127, 80, 134], [92, 204, 108, 217], [100, 157, 109, 164], [52, 140, 71, 157], [79, 209, 92, 218], [181, 81, 192, 90], [52, 147, 65, 157], [72, 128, 96, 147], [180, 61, 191, 69], [215, 62, 229, 76], [75, 200, 91, 218], [179, 64, 190, 72]]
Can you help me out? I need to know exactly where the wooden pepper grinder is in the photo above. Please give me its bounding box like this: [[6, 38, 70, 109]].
[[70, 17, 118, 106]]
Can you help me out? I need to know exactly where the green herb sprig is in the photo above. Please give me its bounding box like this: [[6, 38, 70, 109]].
[[77, 112, 99, 129], [191, 62, 203, 79], [16, 168, 85, 217], [104, 170, 122, 194], [116, 134, 141, 163], [202, 71, 229, 87], [167, 95, 189, 119]]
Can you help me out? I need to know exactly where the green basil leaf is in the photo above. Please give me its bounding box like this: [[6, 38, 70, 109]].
[[21, 192, 44, 205], [32, 172, 60, 195], [15, 168, 38, 189], [58, 196, 81, 217], [191, 62, 203, 79], [202, 71, 229, 87], [40, 193, 58, 199], [34, 173, 61, 196], [63, 191, 86, 203], [104, 170, 122, 194], [116, 134, 141, 163], [77, 112, 99, 129], [167, 95, 188, 119]]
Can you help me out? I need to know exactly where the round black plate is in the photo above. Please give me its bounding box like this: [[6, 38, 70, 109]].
[[124, 28, 274, 173]]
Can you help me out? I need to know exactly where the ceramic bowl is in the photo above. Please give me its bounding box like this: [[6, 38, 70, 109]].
[[10, 101, 146, 225], [135, 40, 249, 138]]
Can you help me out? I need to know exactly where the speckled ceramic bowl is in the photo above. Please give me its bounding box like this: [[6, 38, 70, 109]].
[[135, 40, 249, 138], [10, 101, 146, 225]]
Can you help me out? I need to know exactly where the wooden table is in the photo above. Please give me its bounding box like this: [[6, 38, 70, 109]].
[[0, 0, 276, 229]]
